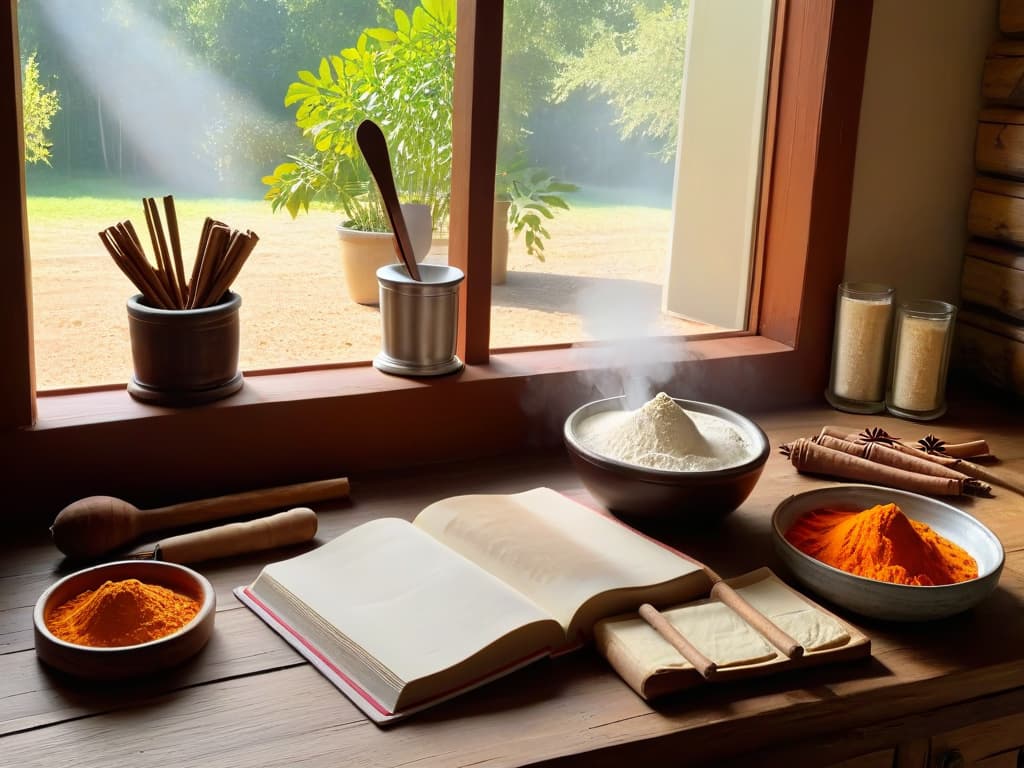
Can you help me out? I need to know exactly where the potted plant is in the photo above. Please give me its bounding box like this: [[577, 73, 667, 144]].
[[264, 0, 578, 295], [493, 158, 578, 284], [262, 0, 454, 304]]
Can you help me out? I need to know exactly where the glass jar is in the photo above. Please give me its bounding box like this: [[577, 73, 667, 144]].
[[825, 282, 895, 414], [886, 300, 957, 421]]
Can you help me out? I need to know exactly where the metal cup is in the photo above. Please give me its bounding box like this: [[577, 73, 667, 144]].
[[373, 263, 465, 376]]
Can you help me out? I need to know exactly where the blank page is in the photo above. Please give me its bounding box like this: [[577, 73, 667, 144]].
[[256, 518, 559, 684], [413, 488, 704, 636]]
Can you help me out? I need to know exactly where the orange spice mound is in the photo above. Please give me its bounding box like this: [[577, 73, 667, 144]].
[[46, 578, 201, 647], [784, 503, 978, 586]]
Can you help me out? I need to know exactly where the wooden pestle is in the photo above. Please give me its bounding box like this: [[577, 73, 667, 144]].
[[51, 477, 349, 560], [136, 507, 319, 564]]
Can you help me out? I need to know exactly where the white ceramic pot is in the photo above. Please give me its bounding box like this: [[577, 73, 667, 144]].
[[337, 203, 432, 305]]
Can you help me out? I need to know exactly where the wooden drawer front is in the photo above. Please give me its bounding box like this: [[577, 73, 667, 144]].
[[954, 312, 1024, 395], [825, 749, 896, 768], [967, 176, 1024, 247], [984, 41, 1024, 104], [977, 110, 1024, 178], [961, 251, 1024, 321], [929, 709, 1024, 767]]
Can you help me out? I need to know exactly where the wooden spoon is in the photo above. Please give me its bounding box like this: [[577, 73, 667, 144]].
[[51, 476, 350, 560], [356, 119, 422, 281]]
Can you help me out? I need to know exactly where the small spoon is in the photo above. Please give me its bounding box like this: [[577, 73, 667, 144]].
[[356, 119, 422, 281], [50, 476, 350, 560]]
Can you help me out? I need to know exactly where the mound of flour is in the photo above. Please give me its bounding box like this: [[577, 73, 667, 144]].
[[576, 392, 754, 471]]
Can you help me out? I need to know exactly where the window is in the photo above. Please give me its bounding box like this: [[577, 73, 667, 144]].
[[1, 1, 873, 513], [21, 0, 768, 390]]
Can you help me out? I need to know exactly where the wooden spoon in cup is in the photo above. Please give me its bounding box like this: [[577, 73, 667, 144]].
[[356, 119, 422, 281]]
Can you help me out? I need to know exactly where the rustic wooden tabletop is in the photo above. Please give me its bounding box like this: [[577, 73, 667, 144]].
[[2, 396, 1023, 767]]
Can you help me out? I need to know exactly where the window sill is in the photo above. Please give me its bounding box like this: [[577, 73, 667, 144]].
[[33, 333, 793, 429], [7, 334, 813, 519]]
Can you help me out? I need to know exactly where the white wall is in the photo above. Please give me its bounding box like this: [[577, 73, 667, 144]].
[[844, 0, 999, 304]]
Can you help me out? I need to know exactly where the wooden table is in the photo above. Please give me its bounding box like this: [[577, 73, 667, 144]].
[[3, 399, 1024, 767]]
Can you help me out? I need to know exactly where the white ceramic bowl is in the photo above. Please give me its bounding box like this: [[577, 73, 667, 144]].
[[771, 485, 1004, 622], [34, 560, 216, 679]]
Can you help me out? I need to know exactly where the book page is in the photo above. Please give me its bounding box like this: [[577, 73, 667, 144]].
[[412, 487, 709, 641], [250, 518, 564, 709]]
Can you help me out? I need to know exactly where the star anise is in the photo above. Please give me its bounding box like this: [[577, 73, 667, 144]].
[[917, 434, 947, 454], [857, 427, 899, 446]]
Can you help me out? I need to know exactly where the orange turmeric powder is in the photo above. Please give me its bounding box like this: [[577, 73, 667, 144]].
[[46, 578, 200, 647], [785, 503, 977, 585]]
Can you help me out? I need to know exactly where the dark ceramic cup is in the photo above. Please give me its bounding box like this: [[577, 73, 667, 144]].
[[126, 292, 243, 406]]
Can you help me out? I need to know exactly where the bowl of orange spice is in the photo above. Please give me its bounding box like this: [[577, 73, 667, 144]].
[[771, 484, 1004, 621], [34, 560, 216, 679]]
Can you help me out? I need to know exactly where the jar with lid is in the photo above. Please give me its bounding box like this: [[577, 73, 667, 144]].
[[886, 300, 956, 420], [825, 282, 895, 414]]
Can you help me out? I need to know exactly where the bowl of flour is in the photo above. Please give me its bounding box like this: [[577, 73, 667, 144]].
[[563, 393, 770, 519]]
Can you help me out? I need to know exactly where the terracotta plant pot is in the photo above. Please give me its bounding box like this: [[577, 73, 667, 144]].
[[337, 203, 432, 305], [126, 292, 243, 406]]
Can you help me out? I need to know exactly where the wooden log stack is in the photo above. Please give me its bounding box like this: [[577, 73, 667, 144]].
[[960, 2, 1024, 395]]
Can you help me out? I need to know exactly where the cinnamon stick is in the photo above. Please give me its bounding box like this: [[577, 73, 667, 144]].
[[143, 197, 182, 308], [787, 438, 966, 496], [815, 426, 1018, 496], [822, 426, 992, 462], [940, 439, 991, 458], [163, 195, 188, 302], [187, 217, 216, 306], [201, 230, 259, 307], [189, 223, 230, 308], [102, 203, 258, 311], [108, 223, 176, 309], [638, 603, 718, 680], [890, 442, 1024, 497], [815, 435, 981, 483], [98, 230, 163, 307]]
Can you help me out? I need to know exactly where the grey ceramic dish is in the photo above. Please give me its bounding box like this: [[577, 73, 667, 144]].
[[771, 484, 1004, 622]]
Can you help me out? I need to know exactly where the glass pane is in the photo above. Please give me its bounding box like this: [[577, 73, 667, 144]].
[[19, 0, 454, 390], [492, 0, 768, 349]]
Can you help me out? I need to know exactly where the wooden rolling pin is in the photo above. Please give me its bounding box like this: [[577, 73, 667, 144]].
[[129, 507, 319, 564], [51, 477, 349, 559]]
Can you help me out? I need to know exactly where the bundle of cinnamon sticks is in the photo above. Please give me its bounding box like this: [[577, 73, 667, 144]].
[[98, 195, 259, 310], [779, 426, 1022, 498]]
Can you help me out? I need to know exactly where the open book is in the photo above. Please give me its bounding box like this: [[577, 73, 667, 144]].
[[595, 567, 870, 700], [234, 487, 711, 724]]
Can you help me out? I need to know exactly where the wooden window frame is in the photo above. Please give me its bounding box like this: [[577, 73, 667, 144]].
[[0, 0, 872, 516]]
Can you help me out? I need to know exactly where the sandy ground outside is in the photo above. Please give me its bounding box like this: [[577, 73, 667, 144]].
[[28, 202, 715, 391]]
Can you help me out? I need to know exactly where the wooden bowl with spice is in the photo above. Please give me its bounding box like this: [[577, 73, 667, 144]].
[[33, 560, 216, 680], [771, 484, 1004, 622]]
